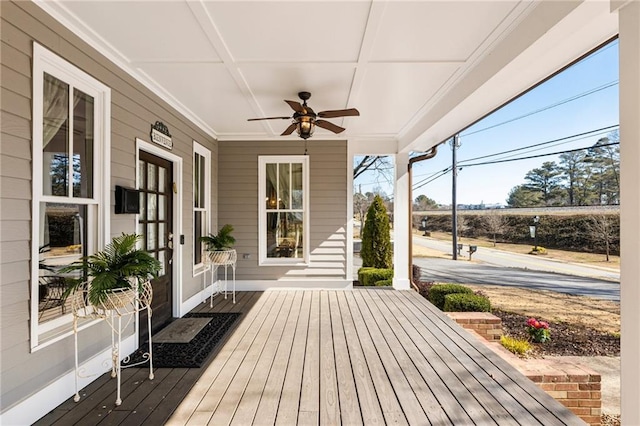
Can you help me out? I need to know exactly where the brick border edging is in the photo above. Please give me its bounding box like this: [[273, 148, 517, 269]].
[[446, 312, 602, 426]]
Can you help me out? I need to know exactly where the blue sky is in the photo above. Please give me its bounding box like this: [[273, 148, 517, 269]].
[[356, 39, 619, 206]]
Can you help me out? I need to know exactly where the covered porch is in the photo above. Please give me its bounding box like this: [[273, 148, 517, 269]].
[[38, 289, 582, 425]]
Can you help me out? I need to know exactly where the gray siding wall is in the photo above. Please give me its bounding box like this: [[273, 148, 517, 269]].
[[0, 0, 217, 411], [219, 140, 347, 282]]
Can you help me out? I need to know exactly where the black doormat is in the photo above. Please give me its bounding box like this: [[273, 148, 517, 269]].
[[125, 312, 241, 368]]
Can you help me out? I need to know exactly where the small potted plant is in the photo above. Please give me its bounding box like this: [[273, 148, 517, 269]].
[[61, 233, 161, 309], [201, 224, 236, 265]]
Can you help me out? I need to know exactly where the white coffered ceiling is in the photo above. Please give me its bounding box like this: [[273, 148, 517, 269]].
[[37, 0, 618, 153]]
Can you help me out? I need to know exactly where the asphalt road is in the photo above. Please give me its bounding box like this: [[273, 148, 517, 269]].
[[412, 236, 620, 301]]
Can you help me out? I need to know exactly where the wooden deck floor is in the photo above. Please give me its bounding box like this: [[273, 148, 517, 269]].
[[37, 289, 583, 425]]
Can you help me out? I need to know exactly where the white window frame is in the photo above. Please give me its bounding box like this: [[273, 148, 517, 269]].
[[30, 43, 111, 351], [193, 141, 211, 275], [258, 155, 310, 266]]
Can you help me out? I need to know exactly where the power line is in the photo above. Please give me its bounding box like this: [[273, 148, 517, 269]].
[[461, 81, 618, 137], [461, 141, 619, 168], [457, 124, 619, 164], [412, 168, 453, 190]]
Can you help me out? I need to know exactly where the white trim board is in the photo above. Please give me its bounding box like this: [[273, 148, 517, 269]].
[[0, 335, 136, 425]]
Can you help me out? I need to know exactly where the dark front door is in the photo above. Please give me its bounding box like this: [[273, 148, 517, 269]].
[[138, 151, 173, 344]]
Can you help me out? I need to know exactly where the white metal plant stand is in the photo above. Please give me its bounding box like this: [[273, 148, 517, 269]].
[[203, 249, 236, 305], [71, 281, 153, 406]]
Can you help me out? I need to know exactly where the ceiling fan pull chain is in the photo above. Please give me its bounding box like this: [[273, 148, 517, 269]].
[[304, 139, 308, 156]]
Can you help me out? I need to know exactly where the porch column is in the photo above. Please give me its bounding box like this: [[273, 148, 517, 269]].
[[393, 152, 410, 290], [618, 1, 640, 423]]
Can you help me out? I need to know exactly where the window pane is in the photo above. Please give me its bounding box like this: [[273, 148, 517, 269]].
[[292, 163, 303, 209], [43, 73, 69, 197], [72, 89, 94, 198], [266, 211, 304, 258], [194, 211, 202, 264], [194, 153, 201, 208], [266, 163, 277, 209], [279, 163, 290, 209], [38, 202, 88, 324], [199, 155, 206, 208]]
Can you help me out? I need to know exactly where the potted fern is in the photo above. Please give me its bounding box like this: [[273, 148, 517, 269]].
[[201, 224, 236, 265], [61, 233, 161, 309]]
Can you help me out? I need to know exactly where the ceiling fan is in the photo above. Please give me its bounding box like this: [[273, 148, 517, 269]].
[[248, 91, 360, 140]]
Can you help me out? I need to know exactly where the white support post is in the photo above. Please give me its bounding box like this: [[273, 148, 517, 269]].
[[393, 152, 411, 290], [618, 1, 640, 423]]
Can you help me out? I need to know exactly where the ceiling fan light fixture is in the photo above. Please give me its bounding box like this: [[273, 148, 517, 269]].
[[296, 117, 315, 140]]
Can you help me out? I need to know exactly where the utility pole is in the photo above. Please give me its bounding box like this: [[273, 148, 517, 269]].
[[451, 134, 460, 260]]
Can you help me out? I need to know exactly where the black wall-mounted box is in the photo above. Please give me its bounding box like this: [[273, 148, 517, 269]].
[[115, 185, 140, 214]]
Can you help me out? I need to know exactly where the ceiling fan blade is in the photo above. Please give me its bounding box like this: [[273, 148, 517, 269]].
[[315, 119, 345, 134], [247, 116, 291, 121], [281, 123, 297, 136], [318, 108, 360, 118], [285, 100, 306, 114]]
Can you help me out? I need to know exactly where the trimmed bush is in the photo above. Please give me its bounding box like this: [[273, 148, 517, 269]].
[[361, 195, 392, 268], [357, 267, 375, 284], [375, 279, 393, 287], [358, 268, 393, 286], [443, 293, 491, 312], [428, 283, 472, 310]]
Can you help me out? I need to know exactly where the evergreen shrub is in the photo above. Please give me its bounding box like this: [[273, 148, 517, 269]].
[[375, 279, 393, 287], [428, 283, 473, 310], [443, 293, 491, 312], [358, 268, 393, 286], [360, 195, 392, 268]]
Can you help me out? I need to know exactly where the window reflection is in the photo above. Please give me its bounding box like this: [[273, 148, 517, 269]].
[[38, 203, 88, 323]]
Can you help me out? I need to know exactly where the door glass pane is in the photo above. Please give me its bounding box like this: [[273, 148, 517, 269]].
[[147, 163, 157, 191], [158, 166, 166, 193], [266, 163, 277, 209], [279, 163, 290, 209], [147, 223, 156, 250], [148, 194, 157, 220], [158, 250, 166, 276], [138, 160, 145, 188], [137, 223, 144, 249], [72, 89, 94, 198], [158, 195, 166, 221], [139, 191, 146, 218], [159, 223, 166, 249], [42, 73, 70, 197], [291, 163, 303, 209]]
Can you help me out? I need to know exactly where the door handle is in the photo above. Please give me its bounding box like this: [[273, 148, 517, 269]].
[[167, 232, 174, 265]]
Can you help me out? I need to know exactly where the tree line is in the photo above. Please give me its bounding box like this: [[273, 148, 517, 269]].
[[507, 131, 619, 207]]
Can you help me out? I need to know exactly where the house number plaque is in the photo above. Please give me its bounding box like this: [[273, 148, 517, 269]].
[[150, 121, 173, 150]]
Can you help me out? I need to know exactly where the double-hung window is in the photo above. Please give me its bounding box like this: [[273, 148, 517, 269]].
[[258, 156, 309, 265], [193, 142, 210, 272], [31, 43, 110, 349]]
